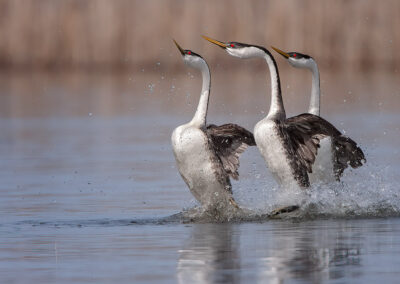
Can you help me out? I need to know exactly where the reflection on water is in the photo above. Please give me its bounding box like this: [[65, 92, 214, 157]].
[[177, 224, 241, 283], [2, 218, 398, 283], [176, 220, 399, 284]]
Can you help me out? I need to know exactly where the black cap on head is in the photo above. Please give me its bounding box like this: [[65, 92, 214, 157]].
[[287, 52, 311, 59], [173, 39, 203, 58]]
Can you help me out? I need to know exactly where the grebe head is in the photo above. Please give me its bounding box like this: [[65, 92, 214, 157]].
[[271, 46, 316, 69], [202, 35, 266, 59], [173, 39, 207, 70]]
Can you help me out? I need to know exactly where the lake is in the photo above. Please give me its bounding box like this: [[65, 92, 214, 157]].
[[1, 71, 400, 283]]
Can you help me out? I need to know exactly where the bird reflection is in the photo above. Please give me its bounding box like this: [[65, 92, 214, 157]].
[[177, 224, 240, 283], [257, 222, 362, 283], [177, 221, 362, 283]]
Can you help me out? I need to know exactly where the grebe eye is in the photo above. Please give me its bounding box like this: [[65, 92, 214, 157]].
[[230, 44, 235, 48], [187, 51, 191, 55], [293, 53, 297, 57]]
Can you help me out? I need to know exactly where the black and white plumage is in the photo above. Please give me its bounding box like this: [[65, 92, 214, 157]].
[[284, 114, 365, 185], [207, 123, 256, 181], [271, 48, 321, 116], [271, 47, 365, 181], [171, 40, 255, 211], [203, 36, 365, 189]]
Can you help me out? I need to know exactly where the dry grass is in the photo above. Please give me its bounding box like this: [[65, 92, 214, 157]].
[[0, 0, 398, 72]]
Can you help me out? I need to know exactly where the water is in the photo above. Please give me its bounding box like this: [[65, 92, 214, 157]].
[[1, 71, 400, 283]]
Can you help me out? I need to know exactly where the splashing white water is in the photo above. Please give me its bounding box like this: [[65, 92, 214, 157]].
[[233, 158, 400, 220]]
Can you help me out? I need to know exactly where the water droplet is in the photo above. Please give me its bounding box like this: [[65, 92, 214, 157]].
[[148, 83, 155, 92]]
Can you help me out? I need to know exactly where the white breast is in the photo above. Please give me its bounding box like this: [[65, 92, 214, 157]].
[[171, 124, 232, 207], [254, 119, 299, 189], [309, 137, 335, 183]]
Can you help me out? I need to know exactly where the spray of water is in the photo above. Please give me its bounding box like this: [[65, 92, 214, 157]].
[[179, 155, 400, 222], [236, 159, 400, 220]]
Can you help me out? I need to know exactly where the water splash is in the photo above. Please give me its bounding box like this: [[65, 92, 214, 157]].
[[233, 158, 400, 220]]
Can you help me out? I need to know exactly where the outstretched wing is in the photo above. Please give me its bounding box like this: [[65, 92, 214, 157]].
[[206, 123, 256, 180], [332, 135, 366, 179], [284, 113, 365, 184]]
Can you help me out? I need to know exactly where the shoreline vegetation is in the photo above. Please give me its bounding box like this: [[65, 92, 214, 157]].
[[0, 0, 398, 72]]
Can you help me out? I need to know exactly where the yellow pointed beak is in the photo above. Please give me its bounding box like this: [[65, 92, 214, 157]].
[[173, 39, 185, 55], [202, 35, 227, 48], [271, 46, 290, 59]]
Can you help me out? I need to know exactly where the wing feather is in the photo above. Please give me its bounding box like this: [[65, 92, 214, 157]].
[[284, 113, 365, 183], [206, 123, 256, 180]]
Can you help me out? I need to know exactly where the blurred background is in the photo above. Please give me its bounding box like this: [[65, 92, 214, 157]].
[[0, 0, 399, 118], [0, 0, 399, 71]]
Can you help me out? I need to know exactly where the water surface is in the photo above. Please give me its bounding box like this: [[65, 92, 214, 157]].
[[1, 71, 400, 283]]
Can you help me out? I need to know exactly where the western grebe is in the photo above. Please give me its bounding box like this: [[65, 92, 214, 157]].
[[202, 36, 365, 190], [271, 47, 321, 116], [271, 46, 365, 181], [171, 40, 256, 214]]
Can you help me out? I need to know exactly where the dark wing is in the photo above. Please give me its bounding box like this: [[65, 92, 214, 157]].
[[285, 113, 342, 137], [280, 115, 326, 187], [332, 135, 366, 179], [285, 113, 365, 182], [206, 123, 256, 180]]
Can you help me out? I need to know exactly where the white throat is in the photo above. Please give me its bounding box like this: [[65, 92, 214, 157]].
[[226, 45, 286, 120], [264, 53, 285, 120], [308, 62, 320, 116], [190, 62, 211, 127]]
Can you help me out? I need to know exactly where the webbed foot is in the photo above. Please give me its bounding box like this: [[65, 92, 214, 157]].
[[269, 205, 300, 217]]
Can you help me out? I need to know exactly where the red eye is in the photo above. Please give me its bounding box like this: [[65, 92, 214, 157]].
[[293, 53, 297, 57], [230, 44, 235, 48], [187, 51, 191, 55]]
